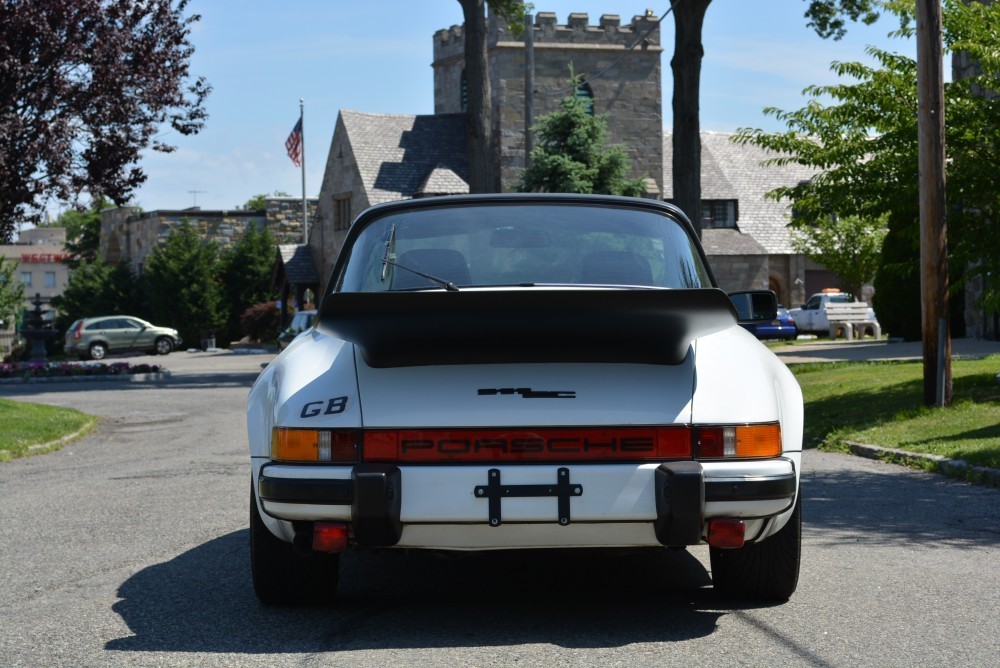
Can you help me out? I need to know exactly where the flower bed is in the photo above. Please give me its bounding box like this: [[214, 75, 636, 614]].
[[0, 361, 165, 380]]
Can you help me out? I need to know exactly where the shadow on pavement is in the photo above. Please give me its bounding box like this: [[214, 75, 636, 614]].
[[106, 531, 741, 654]]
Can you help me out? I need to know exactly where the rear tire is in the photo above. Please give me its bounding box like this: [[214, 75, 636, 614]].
[[250, 484, 340, 605], [710, 493, 801, 601], [154, 337, 173, 355], [88, 342, 107, 360]]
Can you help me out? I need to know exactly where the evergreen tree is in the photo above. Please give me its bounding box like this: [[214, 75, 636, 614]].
[[59, 198, 113, 267], [518, 75, 646, 197], [143, 222, 224, 347], [219, 226, 277, 343]]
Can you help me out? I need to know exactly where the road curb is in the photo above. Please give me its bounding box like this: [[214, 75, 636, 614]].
[[844, 440, 1000, 488], [0, 371, 171, 385]]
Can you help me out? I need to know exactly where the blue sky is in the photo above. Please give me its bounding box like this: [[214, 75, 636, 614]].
[[122, 0, 916, 214]]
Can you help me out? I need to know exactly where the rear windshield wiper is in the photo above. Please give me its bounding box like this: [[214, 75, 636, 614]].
[[383, 260, 459, 292], [380, 224, 458, 291]]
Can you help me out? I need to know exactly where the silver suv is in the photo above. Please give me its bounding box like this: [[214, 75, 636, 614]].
[[64, 316, 182, 360]]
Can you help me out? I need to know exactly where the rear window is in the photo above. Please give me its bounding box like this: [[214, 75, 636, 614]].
[[336, 203, 710, 293]]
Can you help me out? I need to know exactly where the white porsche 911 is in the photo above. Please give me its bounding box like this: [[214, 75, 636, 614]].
[[247, 194, 803, 604]]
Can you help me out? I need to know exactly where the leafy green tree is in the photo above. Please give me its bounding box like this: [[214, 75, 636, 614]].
[[242, 191, 292, 212], [143, 222, 224, 346], [0, 256, 25, 329], [517, 77, 646, 196], [735, 0, 999, 337], [219, 226, 277, 343], [0, 0, 210, 240], [50, 260, 143, 331], [59, 198, 113, 267], [791, 213, 888, 300]]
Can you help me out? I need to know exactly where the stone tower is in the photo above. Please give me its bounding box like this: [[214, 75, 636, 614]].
[[432, 11, 663, 194]]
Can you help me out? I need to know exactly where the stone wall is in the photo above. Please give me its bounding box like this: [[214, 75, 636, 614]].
[[710, 255, 770, 294], [100, 198, 317, 273], [433, 12, 663, 193]]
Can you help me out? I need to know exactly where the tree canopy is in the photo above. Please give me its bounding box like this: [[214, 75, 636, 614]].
[[736, 0, 999, 333], [0, 0, 210, 241]]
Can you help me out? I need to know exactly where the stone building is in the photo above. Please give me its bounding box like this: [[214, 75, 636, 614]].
[[100, 197, 317, 274], [664, 132, 819, 307], [311, 10, 817, 307], [0, 227, 71, 311], [432, 11, 663, 193]]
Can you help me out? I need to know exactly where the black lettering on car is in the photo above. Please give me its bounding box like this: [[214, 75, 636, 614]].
[[548, 437, 580, 452], [510, 438, 544, 453], [401, 439, 434, 454], [583, 438, 617, 452], [439, 439, 470, 454], [475, 438, 508, 453], [300, 396, 349, 418], [300, 401, 324, 418], [621, 437, 654, 452]]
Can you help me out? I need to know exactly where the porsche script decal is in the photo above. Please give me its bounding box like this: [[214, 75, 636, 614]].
[[478, 388, 576, 399]]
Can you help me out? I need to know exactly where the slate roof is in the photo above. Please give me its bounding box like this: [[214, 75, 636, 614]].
[[277, 244, 319, 285], [417, 164, 470, 197], [700, 228, 768, 256], [663, 132, 816, 254], [341, 110, 469, 205]]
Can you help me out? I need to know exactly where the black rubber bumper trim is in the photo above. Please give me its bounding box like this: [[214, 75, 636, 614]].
[[653, 461, 705, 546], [704, 473, 797, 502], [258, 470, 353, 505], [352, 463, 403, 547]]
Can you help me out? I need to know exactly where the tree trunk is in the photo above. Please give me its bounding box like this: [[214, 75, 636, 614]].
[[459, 0, 499, 193], [671, 0, 711, 238]]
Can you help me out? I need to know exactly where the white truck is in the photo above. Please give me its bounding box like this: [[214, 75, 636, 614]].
[[789, 291, 878, 334]]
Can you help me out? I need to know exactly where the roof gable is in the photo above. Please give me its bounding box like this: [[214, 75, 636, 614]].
[[341, 110, 469, 205]]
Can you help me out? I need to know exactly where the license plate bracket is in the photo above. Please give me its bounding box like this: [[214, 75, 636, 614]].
[[474, 467, 583, 527]]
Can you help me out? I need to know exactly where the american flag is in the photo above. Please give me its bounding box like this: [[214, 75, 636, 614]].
[[285, 118, 303, 167]]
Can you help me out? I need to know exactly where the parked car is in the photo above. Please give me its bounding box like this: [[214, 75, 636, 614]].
[[276, 309, 318, 351], [247, 194, 803, 605], [741, 305, 798, 341], [64, 316, 182, 360]]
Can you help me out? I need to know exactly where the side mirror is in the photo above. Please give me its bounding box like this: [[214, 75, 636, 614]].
[[728, 290, 778, 323]]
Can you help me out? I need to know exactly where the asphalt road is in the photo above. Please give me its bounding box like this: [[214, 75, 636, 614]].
[[1, 350, 997, 667]]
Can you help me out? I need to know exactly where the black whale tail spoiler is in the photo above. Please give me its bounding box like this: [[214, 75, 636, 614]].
[[317, 288, 738, 368]]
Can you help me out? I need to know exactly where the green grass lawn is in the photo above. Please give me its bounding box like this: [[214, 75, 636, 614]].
[[0, 398, 97, 461], [791, 355, 1000, 470]]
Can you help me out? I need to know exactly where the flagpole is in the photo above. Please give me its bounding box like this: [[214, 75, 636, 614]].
[[299, 98, 308, 245]]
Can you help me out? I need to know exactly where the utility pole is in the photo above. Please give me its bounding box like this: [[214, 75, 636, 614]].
[[524, 11, 535, 171], [916, 0, 951, 407]]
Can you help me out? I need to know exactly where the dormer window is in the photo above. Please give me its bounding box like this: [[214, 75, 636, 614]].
[[701, 200, 738, 229]]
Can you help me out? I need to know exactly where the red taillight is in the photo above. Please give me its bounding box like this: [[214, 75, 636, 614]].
[[707, 519, 745, 548], [312, 522, 349, 553], [363, 427, 693, 463], [695, 423, 782, 459], [73, 322, 82, 340]]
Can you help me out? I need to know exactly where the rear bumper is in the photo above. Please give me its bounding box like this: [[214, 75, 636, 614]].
[[256, 458, 797, 549]]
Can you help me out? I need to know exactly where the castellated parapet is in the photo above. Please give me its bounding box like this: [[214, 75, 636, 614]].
[[433, 12, 663, 193]]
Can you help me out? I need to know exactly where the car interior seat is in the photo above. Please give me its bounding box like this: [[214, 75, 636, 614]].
[[578, 250, 654, 286]]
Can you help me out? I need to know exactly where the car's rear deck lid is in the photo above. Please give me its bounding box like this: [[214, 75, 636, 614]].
[[317, 288, 736, 367]]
